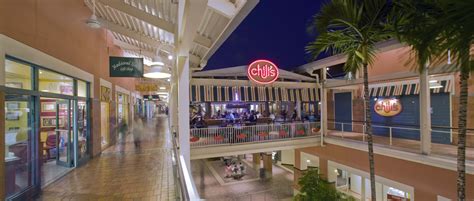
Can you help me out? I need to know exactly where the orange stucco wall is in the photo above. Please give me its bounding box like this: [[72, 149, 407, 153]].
[[0, 0, 138, 157], [0, 0, 136, 91], [296, 144, 474, 200]]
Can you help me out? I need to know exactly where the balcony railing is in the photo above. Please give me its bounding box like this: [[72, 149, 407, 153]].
[[190, 122, 321, 148], [327, 121, 474, 160]]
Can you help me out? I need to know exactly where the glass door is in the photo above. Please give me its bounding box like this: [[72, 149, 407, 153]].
[[4, 94, 35, 198], [55, 100, 72, 167]]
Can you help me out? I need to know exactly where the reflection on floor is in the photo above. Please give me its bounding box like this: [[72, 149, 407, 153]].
[[192, 156, 295, 201], [41, 160, 71, 187], [36, 115, 176, 200]]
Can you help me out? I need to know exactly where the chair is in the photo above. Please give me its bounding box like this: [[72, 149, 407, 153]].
[[43, 134, 57, 160]]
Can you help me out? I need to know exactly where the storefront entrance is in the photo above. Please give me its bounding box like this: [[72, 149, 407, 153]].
[[39, 98, 74, 186], [3, 56, 91, 200]]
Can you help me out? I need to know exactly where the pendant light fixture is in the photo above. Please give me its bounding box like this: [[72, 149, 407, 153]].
[[86, 0, 101, 29]]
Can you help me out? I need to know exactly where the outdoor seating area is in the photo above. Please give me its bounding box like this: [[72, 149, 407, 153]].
[[190, 122, 320, 147]]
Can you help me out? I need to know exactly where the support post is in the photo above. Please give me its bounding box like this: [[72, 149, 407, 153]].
[[177, 55, 191, 168], [420, 65, 431, 155], [320, 67, 328, 146], [262, 152, 273, 178]]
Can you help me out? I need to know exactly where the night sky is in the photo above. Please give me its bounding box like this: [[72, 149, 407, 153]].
[[204, 0, 325, 71]]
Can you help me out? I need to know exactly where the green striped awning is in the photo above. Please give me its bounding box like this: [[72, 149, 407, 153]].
[[190, 85, 320, 102], [369, 79, 452, 97]]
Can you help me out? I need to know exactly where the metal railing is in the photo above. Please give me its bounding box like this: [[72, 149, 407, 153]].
[[327, 121, 474, 159], [190, 122, 321, 147], [172, 132, 200, 201]]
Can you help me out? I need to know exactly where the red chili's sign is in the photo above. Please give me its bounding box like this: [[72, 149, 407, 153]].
[[374, 99, 402, 117], [247, 59, 279, 84]]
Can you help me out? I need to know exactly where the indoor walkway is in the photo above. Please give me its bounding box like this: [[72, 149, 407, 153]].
[[37, 115, 176, 201]]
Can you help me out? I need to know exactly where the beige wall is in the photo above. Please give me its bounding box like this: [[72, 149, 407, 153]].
[[295, 144, 474, 200], [0, 0, 139, 157]]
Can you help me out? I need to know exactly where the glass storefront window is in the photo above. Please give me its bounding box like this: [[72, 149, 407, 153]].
[[39, 69, 74, 95], [5, 59, 32, 90], [77, 101, 88, 159], [77, 80, 87, 97], [4, 95, 33, 198]]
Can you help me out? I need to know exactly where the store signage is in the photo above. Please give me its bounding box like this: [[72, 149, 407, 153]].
[[100, 86, 111, 102], [109, 56, 144, 77], [135, 83, 158, 92], [374, 98, 402, 117], [247, 59, 279, 84]]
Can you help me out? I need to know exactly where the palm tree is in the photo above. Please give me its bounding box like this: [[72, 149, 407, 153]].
[[306, 0, 391, 200], [390, 0, 474, 199]]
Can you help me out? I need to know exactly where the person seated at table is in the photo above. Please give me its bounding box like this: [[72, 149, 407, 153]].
[[241, 112, 248, 121], [248, 110, 257, 124], [269, 112, 276, 123], [216, 110, 222, 119], [225, 111, 235, 123], [291, 109, 297, 122]]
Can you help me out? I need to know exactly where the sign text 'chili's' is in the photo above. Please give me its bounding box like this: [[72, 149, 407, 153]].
[[247, 59, 279, 84]]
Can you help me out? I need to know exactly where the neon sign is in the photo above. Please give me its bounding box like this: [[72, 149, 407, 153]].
[[247, 59, 279, 84], [374, 98, 402, 117]]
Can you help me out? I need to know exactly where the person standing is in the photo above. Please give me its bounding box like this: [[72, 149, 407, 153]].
[[133, 115, 144, 148]]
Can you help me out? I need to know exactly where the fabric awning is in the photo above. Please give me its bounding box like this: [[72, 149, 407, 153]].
[[190, 85, 320, 102], [369, 79, 452, 97]]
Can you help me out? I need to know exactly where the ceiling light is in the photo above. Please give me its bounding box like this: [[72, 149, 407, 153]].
[[156, 92, 168, 95], [159, 87, 166, 89], [167, 78, 170, 82], [86, 0, 101, 29], [429, 82, 443, 89], [143, 66, 171, 79], [168, 55, 173, 60], [429, 80, 438, 83]]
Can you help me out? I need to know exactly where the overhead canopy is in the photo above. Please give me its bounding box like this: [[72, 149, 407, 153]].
[[193, 65, 316, 82], [190, 85, 320, 102]]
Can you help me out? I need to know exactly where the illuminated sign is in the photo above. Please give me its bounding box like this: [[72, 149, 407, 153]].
[[374, 98, 402, 117], [247, 59, 279, 84]]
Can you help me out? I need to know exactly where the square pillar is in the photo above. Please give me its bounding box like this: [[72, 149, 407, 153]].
[[420, 66, 431, 154], [0, 90, 5, 200], [262, 152, 273, 178], [320, 67, 328, 145], [252, 153, 261, 169], [177, 55, 191, 168]]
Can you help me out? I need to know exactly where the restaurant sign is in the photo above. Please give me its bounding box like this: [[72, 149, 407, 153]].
[[374, 98, 402, 117], [247, 59, 279, 84], [109, 56, 144, 77], [135, 83, 158, 92]]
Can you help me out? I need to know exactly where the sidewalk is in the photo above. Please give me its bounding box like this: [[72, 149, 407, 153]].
[[36, 116, 176, 201]]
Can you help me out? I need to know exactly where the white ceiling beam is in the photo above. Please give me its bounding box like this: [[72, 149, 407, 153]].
[[113, 39, 156, 58], [193, 34, 212, 48], [189, 54, 201, 65], [207, 0, 239, 18], [98, 0, 175, 34], [98, 17, 162, 47]]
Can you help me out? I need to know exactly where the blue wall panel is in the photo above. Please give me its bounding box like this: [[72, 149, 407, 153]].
[[334, 92, 352, 132], [370, 94, 451, 144]]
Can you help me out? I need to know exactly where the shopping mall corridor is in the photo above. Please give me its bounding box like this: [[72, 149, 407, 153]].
[[36, 115, 176, 201]]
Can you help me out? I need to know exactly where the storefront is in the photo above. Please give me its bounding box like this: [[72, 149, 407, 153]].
[[116, 92, 129, 126], [191, 64, 320, 124], [100, 85, 111, 149], [3, 56, 91, 200], [331, 75, 453, 144]]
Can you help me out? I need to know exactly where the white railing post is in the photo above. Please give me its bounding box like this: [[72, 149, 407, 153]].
[[389, 127, 393, 146], [362, 125, 366, 142], [341, 123, 344, 139]]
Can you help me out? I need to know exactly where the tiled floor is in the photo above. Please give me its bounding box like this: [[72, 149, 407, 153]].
[[192, 155, 294, 201], [36, 115, 176, 201]]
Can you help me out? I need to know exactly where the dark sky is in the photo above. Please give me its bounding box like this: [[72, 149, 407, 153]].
[[204, 0, 325, 71]]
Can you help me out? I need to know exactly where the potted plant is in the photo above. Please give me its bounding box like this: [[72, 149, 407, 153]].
[[294, 168, 355, 201]]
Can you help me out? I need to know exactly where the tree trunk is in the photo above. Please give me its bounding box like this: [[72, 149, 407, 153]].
[[363, 63, 376, 201], [457, 68, 469, 201]]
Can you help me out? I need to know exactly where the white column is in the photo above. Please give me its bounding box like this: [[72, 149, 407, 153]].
[[169, 69, 179, 133], [420, 65, 431, 155], [296, 101, 301, 121], [361, 176, 366, 201], [320, 67, 328, 146], [177, 55, 191, 167]]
